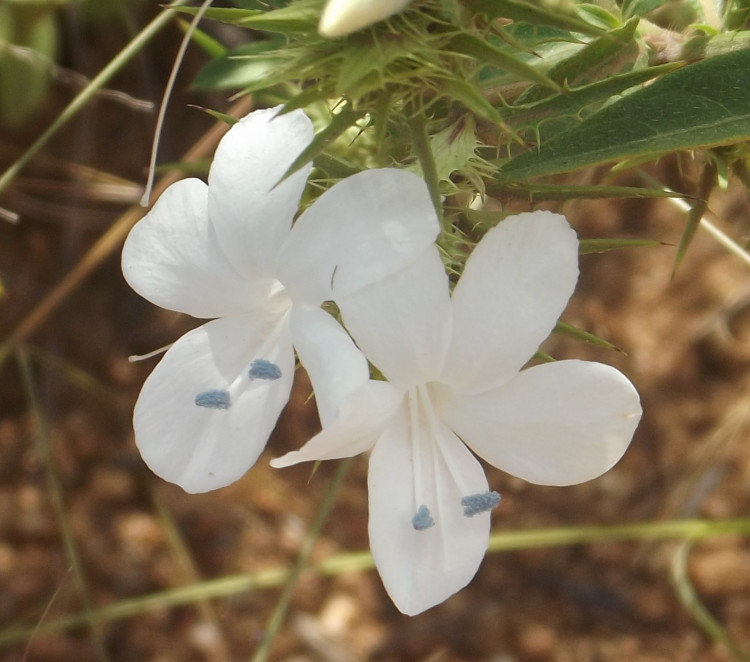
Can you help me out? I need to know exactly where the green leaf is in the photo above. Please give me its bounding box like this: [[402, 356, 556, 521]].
[[485, 181, 684, 200], [447, 33, 562, 92], [192, 40, 287, 91], [621, 0, 672, 18], [176, 18, 226, 58], [515, 17, 641, 105], [177, 0, 322, 34], [502, 63, 681, 131], [187, 105, 240, 126], [578, 238, 663, 254], [442, 78, 521, 142], [554, 321, 620, 351], [465, 0, 607, 37], [673, 159, 718, 271], [499, 49, 750, 181], [0, 5, 57, 128], [279, 105, 366, 183]]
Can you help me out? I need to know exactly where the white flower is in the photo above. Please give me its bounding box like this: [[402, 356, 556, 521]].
[[319, 0, 413, 38], [272, 211, 642, 615], [122, 106, 439, 494]]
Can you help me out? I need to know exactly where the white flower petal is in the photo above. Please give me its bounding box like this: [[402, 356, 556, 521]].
[[442, 211, 579, 393], [336, 247, 452, 388], [270, 380, 403, 468], [277, 169, 440, 305], [122, 179, 268, 318], [319, 0, 412, 37], [290, 304, 369, 427], [208, 107, 314, 277], [439, 360, 642, 486], [368, 389, 492, 616], [134, 312, 294, 493]]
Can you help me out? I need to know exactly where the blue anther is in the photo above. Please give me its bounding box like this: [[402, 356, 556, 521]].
[[248, 358, 282, 381], [411, 505, 435, 531], [461, 491, 501, 517], [194, 389, 231, 410]]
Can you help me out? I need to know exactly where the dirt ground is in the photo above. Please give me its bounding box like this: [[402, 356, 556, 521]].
[[1, 5, 750, 662]]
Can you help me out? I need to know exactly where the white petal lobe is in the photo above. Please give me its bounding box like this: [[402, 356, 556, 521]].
[[439, 360, 642, 486], [290, 304, 369, 428], [208, 107, 313, 277], [442, 211, 579, 393], [278, 169, 439, 305], [336, 247, 452, 388], [122, 179, 267, 318], [270, 380, 403, 467], [368, 390, 491, 615], [133, 313, 294, 493]]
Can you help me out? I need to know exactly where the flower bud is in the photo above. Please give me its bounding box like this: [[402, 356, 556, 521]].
[[319, 0, 412, 38]]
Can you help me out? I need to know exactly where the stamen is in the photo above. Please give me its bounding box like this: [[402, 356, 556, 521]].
[[461, 491, 501, 517], [248, 359, 282, 381], [194, 389, 231, 410], [411, 505, 435, 531]]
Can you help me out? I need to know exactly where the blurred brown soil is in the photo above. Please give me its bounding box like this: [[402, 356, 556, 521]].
[[1, 6, 750, 662]]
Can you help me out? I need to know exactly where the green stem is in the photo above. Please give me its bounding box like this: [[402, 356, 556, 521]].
[[671, 541, 750, 661], [16, 349, 111, 661], [2, 516, 749, 648], [0, 0, 191, 195], [250, 458, 353, 662], [408, 112, 445, 233]]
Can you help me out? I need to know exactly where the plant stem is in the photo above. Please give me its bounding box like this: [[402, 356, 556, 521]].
[[251, 458, 353, 662], [2, 516, 749, 648], [408, 111, 445, 233], [0, 0, 192, 196]]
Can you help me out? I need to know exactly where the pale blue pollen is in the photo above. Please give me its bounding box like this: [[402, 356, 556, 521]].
[[411, 505, 435, 531], [461, 491, 501, 517], [248, 358, 282, 381], [194, 389, 231, 410]]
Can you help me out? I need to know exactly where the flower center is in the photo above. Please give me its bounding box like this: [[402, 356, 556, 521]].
[[194, 287, 291, 410], [406, 383, 501, 531]]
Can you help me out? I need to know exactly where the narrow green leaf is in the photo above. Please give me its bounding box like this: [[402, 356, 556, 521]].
[[278, 86, 327, 115], [442, 78, 521, 143], [187, 105, 239, 126], [554, 321, 620, 351], [0, 5, 57, 128], [192, 40, 287, 91], [465, 0, 607, 37], [499, 49, 750, 181], [176, 18, 226, 58], [177, 0, 322, 33], [312, 153, 362, 179], [622, 0, 671, 18], [278, 106, 366, 183], [673, 159, 718, 272], [516, 17, 640, 105], [503, 63, 681, 130], [486, 181, 684, 201], [447, 33, 562, 92], [579, 238, 663, 254], [175, 7, 263, 24]]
